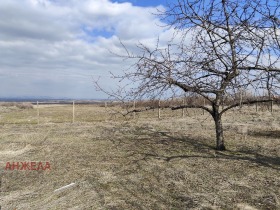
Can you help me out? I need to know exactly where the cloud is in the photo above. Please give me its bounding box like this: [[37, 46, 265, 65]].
[[0, 0, 170, 99]]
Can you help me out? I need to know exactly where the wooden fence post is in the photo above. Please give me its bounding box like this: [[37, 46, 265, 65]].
[[239, 89, 243, 108], [72, 101, 75, 123], [158, 100, 161, 119], [37, 101, 39, 124], [182, 98, 185, 117], [203, 98, 205, 115], [133, 100, 136, 119]]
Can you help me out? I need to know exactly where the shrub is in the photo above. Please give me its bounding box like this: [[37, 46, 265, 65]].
[[16, 103, 33, 109], [0, 102, 33, 109]]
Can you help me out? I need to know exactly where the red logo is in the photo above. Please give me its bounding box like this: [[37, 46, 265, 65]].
[[5, 162, 51, 171]]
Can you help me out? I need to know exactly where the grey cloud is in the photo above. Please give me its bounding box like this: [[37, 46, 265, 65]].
[[0, 1, 73, 41], [0, 0, 172, 99]]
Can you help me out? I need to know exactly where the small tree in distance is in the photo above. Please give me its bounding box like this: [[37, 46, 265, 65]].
[[97, 0, 280, 150]]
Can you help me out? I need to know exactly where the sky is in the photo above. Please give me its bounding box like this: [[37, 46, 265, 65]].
[[0, 0, 176, 99]]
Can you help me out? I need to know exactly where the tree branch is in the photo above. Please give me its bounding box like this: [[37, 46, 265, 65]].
[[220, 99, 279, 115], [171, 104, 212, 114]]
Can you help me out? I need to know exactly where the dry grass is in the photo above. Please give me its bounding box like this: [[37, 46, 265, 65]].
[[0, 105, 279, 209], [0, 102, 33, 110]]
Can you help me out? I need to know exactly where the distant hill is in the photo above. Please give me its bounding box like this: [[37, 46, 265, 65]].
[[0, 97, 109, 104]]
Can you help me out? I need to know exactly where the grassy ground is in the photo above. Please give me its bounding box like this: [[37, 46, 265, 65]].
[[0, 104, 279, 209]]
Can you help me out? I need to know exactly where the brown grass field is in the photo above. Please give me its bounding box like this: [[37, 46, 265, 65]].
[[0, 104, 279, 209]]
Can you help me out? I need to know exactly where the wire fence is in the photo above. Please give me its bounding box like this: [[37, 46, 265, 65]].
[[0, 100, 279, 125]]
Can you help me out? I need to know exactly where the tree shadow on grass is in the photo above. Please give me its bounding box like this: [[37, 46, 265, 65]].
[[138, 129, 280, 171], [249, 130, 280, 139]]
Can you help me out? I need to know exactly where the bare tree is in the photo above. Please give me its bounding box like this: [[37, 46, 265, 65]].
[[97, 0, 280, 150]]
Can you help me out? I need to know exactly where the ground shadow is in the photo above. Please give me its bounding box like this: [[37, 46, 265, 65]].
[[250, 130, 280, 139], [136, 128, 280, 171]]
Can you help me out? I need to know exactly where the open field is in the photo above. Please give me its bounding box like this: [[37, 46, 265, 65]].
[[0, 104, 280, 209]]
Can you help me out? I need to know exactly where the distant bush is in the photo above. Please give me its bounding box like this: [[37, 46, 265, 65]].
[[16, 103, 33, 109], [0, 102, 33, 109], [0, 102, 16, 107]]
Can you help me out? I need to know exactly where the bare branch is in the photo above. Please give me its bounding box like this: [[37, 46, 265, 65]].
[[220, 98, 279, 115]]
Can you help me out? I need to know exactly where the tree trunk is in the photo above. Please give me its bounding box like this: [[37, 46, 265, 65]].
[[212, 107, 226, 150]]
